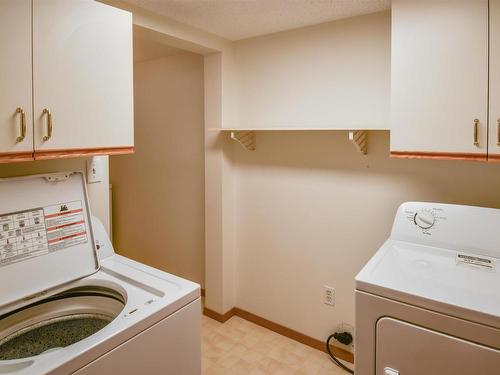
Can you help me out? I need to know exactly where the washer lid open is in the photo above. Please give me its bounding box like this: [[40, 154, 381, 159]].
[[0, 172, 99, 308]]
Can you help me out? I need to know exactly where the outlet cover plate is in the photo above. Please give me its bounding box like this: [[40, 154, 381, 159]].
[[324, 285, 335, 306]]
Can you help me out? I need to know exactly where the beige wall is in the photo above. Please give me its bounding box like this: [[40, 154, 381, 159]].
[[100, 3, 500, 349], [0, 157, 110, 233], [233, 131, 500, 344], [102, 0, 240, 317], [110, 52, 205, 286], [233, 11, 390, 129]]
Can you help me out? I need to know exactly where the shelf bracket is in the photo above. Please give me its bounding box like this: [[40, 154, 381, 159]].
[[348, 130, 368, 155], [230, 131, 256, 151]]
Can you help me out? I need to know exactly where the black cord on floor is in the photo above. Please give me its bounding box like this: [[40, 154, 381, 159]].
[[326, 334, 354, 374]]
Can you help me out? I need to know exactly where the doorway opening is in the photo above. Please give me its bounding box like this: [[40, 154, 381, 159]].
[[109, 25, 205, 289]]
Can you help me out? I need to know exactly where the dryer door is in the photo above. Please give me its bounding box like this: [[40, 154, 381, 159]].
[[376, 317, 500, 375]]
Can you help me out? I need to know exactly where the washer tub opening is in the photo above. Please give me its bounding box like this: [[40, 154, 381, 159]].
[[0, 286, 125, 360]]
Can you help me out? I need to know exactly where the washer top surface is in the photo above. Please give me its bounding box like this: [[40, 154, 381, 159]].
[[0, 253, 200, 375], [356, 202, 500, 329]]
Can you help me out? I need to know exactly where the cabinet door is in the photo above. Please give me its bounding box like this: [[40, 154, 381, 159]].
[[0, 0, 33, 162], [391, 0, 488, 161], [33, 0, 133, 159], [490, 0, 500, 161]]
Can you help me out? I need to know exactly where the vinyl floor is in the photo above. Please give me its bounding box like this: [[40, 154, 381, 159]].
[[202, 314, 349, 375]]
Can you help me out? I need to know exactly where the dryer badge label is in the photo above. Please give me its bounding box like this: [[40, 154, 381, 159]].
[[456, 253, 495, 271]]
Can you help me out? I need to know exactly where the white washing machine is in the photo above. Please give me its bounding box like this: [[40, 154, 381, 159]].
[[0, 172, 201, 374], [355, 202, 500, 375]]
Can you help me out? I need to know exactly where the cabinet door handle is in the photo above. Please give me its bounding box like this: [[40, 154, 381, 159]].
[[473, 118, 479, 146], [15, 107, 26, 143], [497, 118, 500, 146], [42, 108, 52, 141]]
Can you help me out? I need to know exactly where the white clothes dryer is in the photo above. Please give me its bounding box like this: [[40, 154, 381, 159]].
[[355, 202, 500, 375]]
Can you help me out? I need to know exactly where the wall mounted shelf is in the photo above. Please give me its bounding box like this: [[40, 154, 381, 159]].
[[210, 128, 382, 154], [230, 131, 256, 151], [209, 127, 387, 132], [348, 130, 368, 155]]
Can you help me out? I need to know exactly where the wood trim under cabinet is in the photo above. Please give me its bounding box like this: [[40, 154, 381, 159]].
[[390, 151, 487, 161], [487, 154, 500, 162], [203, 307, 354, 364], [0, 151, 34, 163], [34, 146, 134, 160]]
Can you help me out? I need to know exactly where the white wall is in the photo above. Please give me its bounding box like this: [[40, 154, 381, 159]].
[[233, 11, 390, 129], [100, 4, 500, 348], [101, 0, 238, 313], [0, 157, 110, 233], [233, 131, 500, 345], [110, 52, 205, 287]]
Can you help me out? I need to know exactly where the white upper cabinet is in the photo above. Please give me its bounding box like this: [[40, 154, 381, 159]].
[[391, 0, 489, 160], [0, 0, 33, 162], [33, 0, 133, 158], [490, 0, 500, 161], [0, 0, 133, 163]]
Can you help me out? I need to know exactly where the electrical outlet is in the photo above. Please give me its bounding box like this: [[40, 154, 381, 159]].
[[335, 322, 355, 347], [86, 156, 103, 184], [323, 285, 335, 306]]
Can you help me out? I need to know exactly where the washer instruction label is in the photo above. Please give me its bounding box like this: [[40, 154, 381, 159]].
[[0, 201, 87, 267]]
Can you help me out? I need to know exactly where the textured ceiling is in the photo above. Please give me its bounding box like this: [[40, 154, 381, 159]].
[[122, 0, 391, 41]]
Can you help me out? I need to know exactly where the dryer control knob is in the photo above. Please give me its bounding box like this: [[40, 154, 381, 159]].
[[414, 210, 435, 229]]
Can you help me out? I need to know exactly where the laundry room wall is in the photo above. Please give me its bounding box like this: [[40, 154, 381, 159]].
[[97, 0, 500, 349], [224, 7, 500, 347], [0, 157, 111, 234], [233, 11, 390, 129], [110, 51, 205, 287], [232, 131, 500, 346]]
